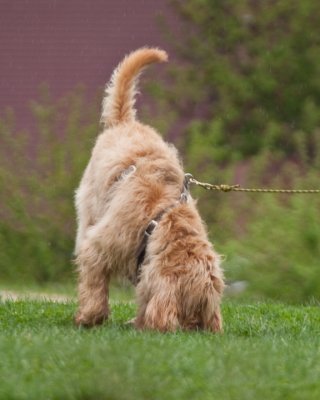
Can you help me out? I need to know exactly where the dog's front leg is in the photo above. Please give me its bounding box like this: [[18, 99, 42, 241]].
[[75, 239, 110, 327]]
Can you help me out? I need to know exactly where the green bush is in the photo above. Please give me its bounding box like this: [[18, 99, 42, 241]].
[[216, 158, 320, 303], [1, 1, 320, 303], [152, 0, 320, 162], [0, 86, 99, 282], [147, 0, 320, 302]]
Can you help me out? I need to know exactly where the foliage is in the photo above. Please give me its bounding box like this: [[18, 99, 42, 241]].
[[217, 158, 320, 303], [152, 0, 320, 163], [0, 86, 99, 282], [1, 1, 320, 303], [146, 0, 320, 302]]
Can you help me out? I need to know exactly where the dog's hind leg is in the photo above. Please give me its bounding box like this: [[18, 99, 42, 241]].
[[75, 239, 111, 327]]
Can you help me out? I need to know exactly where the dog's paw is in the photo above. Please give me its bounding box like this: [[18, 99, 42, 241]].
[[74, 312, 108, 328]]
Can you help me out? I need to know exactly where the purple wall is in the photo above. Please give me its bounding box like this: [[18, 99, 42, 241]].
[[0, 0, 170, 126]]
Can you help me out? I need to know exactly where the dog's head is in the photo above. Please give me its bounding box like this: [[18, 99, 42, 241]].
[[135, 202, 224, 332]]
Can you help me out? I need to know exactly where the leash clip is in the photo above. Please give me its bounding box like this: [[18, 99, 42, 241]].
[[180, 173, 194, 203], [145, 220, 158, 236]]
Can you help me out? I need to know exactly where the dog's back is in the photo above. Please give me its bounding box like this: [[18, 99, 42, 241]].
[[75, 48, 183, 275]]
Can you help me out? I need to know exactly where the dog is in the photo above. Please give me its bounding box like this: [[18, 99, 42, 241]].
[[74, 48, 224, 332]]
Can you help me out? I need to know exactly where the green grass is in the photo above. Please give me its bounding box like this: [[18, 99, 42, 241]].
[[0, 300, 319, 400]]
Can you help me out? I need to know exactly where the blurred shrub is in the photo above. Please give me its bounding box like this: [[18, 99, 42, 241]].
[[227, 189, 320, 303], [0, 86, 99, 282], [147, 0, 320, 302], [206, 155, 320, 303], [152, 0, 320, 163], [1, 0, 320, 303]]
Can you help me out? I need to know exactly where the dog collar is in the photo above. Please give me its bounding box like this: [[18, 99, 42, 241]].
[[135, 173, 192, 283]]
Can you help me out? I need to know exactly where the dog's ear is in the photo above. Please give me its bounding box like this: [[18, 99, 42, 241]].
[[178, 258, 224, 333], [140, 291, 179, 332], [209, 272, 224, 295], [201, 285, 223, 333], [205, 261, 224, 332]]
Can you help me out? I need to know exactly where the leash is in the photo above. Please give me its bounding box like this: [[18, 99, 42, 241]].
[[135, 171, 319, 283], [185, 174, 320, 194]]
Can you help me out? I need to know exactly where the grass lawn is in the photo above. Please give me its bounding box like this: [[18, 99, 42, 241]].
[[0, 299, 319, 400]]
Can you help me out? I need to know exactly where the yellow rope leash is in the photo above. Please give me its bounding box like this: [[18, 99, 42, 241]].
[[187, 175, 320, 194]]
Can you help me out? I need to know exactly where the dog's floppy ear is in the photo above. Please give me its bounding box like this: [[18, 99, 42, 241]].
[[209, 271, 224, 295], [204, 260, 224, 332], [140, 291, 179, 332], [202, 284, 223, 333]]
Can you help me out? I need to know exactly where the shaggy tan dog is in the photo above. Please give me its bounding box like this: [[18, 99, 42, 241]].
[[74, 48, 224, 332]]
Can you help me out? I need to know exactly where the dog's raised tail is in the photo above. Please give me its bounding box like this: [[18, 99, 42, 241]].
[[101, 47, 168, 128]]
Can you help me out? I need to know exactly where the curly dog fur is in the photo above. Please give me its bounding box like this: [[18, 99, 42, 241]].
[[74, 48, 224, 332]]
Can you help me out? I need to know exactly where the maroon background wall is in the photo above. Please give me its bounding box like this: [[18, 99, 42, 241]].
[[0, 0, 170, 126]]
